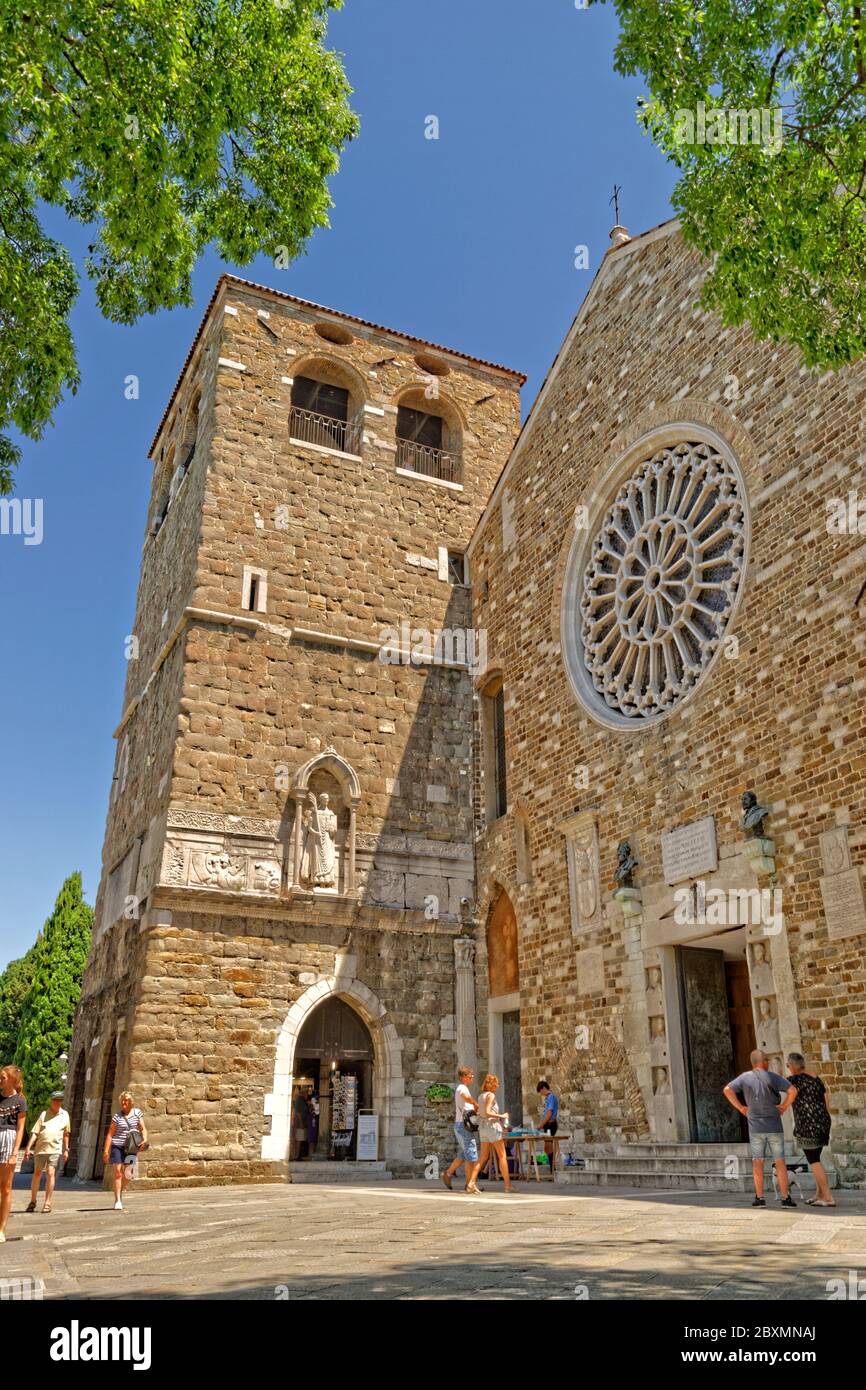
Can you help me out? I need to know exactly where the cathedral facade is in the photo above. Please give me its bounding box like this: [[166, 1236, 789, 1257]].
[[70, 222, 866, 1187], [471, 221, 866, 1186]]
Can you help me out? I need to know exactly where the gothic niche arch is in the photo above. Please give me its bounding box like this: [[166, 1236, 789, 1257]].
[[288, 751, 361, 897], [486, 887, 519, 999]]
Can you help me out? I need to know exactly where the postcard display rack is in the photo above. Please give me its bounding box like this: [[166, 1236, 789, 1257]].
[[330, 1071, 358, 1159]]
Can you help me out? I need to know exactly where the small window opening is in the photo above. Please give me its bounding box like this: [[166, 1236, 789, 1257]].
[[448, 551, 466, 586]]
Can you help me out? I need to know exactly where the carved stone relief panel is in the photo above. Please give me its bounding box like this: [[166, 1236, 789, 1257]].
[[561, 811, 601, 935], [159, 825, 283, 897], [643, 950, 675, 1137]]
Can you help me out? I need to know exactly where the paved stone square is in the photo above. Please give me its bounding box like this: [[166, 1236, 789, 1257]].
[[5, 1174, 866, 1301]]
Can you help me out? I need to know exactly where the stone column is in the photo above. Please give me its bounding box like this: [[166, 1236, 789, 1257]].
[[290, 793, 305, 889], [346, 802, 358, 895], [454, 937, 477, 1075]]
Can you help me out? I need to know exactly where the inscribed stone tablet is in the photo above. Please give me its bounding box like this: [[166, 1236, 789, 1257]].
[[820, 868, 866, 942], [661, 816, 718, 886]]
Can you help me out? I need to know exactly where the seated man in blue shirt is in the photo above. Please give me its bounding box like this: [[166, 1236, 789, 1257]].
[[723, 1049, 798, 1207], [536, 1080, 559, 1161]]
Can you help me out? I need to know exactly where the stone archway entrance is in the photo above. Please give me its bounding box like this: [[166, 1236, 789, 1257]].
[[293, 997, 374, 1161], [261, 958, 409, 1172]]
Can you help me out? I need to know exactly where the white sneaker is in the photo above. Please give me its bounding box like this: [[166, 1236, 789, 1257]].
[[114, 1200, 123, 1211]]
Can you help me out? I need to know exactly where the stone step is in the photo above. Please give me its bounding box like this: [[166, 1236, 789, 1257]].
[[288, 1161, 392, 1184], [612, 1143, 754, 1158], [556, 1169, 756, 1192], [586, 1155, 754, 1175]]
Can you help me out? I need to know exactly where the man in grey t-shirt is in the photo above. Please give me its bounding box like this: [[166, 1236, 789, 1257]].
[[724, 1049, 798, 1207]]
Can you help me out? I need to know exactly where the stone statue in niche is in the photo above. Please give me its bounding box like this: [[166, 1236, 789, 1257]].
[[756, 997, 780, 1055], [646, 964, 663, 1016], [749, 940, 773, 996], [768, 1055, 784, 1076], [649, 1014, 668, 1063], [652, 1066, 671, 1096], [300, 792, 339, 889]]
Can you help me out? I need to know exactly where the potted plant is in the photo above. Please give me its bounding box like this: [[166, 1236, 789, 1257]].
[[425, 1083, 454, 1106]]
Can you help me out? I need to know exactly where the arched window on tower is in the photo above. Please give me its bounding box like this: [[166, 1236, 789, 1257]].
[[290, 359, 364, 457], [395, 385, 462, 485]]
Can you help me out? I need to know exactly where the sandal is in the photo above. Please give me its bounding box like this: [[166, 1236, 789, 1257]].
[[42, 1204, 52, 1214], [25, 1200, 37, 1213]]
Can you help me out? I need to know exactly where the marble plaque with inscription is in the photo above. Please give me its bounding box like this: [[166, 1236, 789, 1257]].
[[661, 816, 718, 886], [820, 867, 866, 941]]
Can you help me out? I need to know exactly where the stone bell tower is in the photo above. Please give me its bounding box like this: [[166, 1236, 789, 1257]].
[[69, 274, 523, 1184]]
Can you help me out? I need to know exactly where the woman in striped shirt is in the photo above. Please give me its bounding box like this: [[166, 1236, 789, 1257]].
[[102, 1091, 148, 1211]]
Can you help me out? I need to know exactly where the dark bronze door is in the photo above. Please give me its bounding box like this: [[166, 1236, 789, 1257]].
[[677, 948, 740, 1143], [501, 1010, 523, 1128]]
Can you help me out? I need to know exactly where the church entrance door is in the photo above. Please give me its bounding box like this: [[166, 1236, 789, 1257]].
[[676, 947, 744, 1143]]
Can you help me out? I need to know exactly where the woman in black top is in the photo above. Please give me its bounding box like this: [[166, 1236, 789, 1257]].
[[786, 1052, 835, 1206], [0, 1065, 28, 1243]]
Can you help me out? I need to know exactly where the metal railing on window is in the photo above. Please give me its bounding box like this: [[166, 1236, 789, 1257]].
[[290, 405, 362, 456], [396, 437, 459, 484]]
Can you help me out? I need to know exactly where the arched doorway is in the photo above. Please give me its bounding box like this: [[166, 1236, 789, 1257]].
[[65, 1051, 86, 1177], [486, 889, 523, 1127], [292, 998, 374, 1161], [92, 1039, 117, 1180]]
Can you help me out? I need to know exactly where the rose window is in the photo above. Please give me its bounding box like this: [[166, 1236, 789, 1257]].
[[578, 441, 746, 723]]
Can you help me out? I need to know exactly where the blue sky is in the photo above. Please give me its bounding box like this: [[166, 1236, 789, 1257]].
[[0, 0, 676, 967]]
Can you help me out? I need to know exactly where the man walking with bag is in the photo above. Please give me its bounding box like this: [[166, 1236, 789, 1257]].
[[442, 1066, 481, 1193], [23, 1091, 70, 1214]]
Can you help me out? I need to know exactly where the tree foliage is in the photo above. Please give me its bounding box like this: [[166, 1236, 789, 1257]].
[[0, 1, 358, 490], [14, 872, 93, 1120], [602, 0, 866, 368], [0, 939, 41, 1065]]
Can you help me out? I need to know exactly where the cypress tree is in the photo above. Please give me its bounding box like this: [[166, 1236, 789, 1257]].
[[15, 872, 93, 1118]]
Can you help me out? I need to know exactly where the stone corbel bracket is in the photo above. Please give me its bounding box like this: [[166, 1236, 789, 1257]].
[[614, 885, 643, 918], [744, 836, 776, 878]]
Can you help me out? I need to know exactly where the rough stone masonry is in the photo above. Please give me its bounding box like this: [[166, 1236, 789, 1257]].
[[71, 220, 866, 1187], [70, 276, 522, 1184]]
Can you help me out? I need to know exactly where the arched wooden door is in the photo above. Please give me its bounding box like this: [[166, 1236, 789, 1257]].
[[92, 1039, 117, 1180], [293, 998, 374, 1160]]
